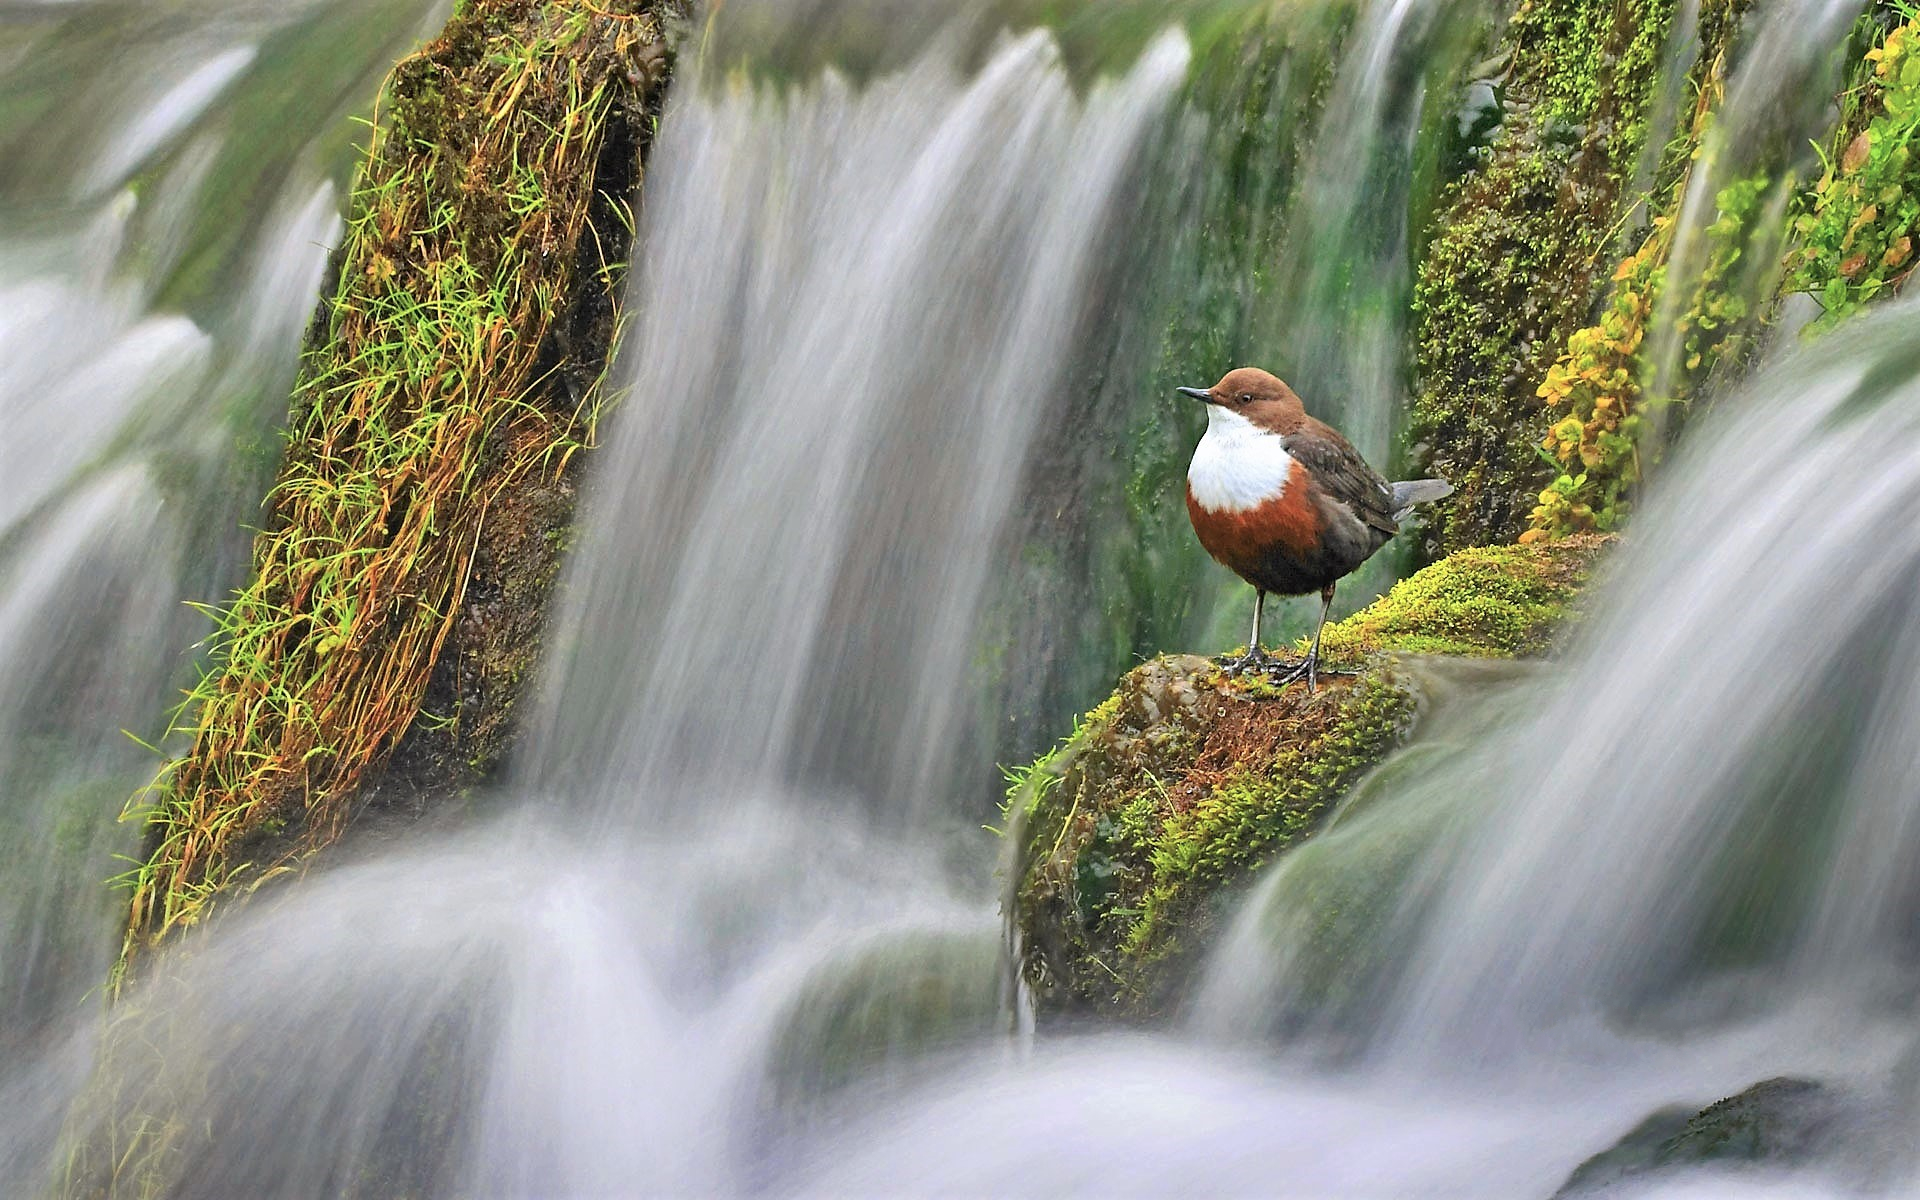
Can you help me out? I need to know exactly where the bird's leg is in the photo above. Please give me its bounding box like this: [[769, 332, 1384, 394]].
[[1277, 584, 1339, 692], [1220, 590, 1272, 676]]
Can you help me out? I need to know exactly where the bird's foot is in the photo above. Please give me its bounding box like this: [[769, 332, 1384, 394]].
[[1217, 647, 1310, 680], [1269, 654, 1361, 694], [1218, 647, 1282, 678], [1271, 654, 1315, 692]]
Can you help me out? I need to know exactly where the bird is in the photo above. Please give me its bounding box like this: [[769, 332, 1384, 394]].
[[1179, 367, 1450, 691]]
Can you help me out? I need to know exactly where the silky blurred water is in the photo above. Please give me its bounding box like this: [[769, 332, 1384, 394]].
[[0, 0, 443, 1173], [5, 0, 1919, 1197]]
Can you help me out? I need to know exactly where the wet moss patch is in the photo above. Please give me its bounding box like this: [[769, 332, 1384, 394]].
[[1006, 536, 1611, 1021], [1316, 533, 1612, 661]]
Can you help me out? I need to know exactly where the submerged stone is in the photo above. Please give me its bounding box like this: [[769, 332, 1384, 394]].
[[764, 928, 1004, 1113]]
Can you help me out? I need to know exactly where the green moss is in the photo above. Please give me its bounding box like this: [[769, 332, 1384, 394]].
[[1409, 0, 1680, 554], [1317, 533, 1612, 661], [115, 0, 681, 977], [1118, 671, 1416, 964], [1007, 537, 1613, 1020]]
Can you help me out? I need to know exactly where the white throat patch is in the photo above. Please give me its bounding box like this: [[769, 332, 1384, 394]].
[[1187, 405, 1294, 513]]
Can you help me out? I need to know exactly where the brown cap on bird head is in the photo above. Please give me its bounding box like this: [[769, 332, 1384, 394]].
[[1175, 367, 1307, 434]]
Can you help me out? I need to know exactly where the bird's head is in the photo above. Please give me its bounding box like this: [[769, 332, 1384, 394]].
[[1176, 367, 1306, 433]]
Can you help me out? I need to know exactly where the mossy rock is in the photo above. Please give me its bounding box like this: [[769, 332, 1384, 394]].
[[1557, 1077, 1844, 1196], [117, 0, 683, 969], [1409, 0, 1680, 554], [1004, 536, 1611, 1021]]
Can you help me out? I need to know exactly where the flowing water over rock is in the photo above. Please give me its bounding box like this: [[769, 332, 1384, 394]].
[[7, 1, 1920, 1197], [526, 26, 1191, 819]]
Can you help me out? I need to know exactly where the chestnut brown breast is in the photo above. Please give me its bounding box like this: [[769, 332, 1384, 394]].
[[1186, 476, 1344, 597]]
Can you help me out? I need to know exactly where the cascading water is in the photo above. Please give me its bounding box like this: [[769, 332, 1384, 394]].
[[9, 0, 1920, 1197], [4, 14, 1206, 1197], [527, 27, 1191, 818], [0, 0, 441, 1173]]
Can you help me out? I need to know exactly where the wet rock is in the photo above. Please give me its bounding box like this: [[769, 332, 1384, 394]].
[[1557, 1078, 1842, 1195]]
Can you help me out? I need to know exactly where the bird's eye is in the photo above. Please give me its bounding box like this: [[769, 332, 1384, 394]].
[[1238, 392, 1253, 404]]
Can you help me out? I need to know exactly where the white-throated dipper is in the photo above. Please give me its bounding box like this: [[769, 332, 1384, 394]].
[[1180, 367, 1450, 691]]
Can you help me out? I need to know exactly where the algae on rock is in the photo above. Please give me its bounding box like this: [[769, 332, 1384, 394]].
[[116, 0, 683, 973], [1006, 535, 1611, 1020]]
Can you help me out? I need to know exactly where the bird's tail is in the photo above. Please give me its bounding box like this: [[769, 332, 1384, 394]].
[[1390, 478, 1452, 522]]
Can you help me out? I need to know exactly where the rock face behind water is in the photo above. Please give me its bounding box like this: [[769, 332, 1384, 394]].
[[1004, 536, 1611, 1021]]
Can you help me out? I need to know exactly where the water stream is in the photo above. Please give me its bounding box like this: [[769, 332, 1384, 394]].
[[4, 0, 1920, 1197]]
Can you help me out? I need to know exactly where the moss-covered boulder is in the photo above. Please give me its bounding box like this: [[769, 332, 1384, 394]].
[[1004, 535, 1610, 1021], [1557, 1077, 1846, 1196]]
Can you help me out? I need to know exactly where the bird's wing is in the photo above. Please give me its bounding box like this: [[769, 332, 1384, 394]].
[[1283, 421, 1400, 538]]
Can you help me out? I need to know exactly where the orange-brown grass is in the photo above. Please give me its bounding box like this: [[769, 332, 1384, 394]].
[[113, 0, 678, 982]]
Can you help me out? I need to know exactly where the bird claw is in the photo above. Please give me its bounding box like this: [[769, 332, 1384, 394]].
[[1267, 654, 1361, 693], [1217, 648, 1304, 680], [1216, 647, 1267, 677], [1271, 654, 1317, 692]]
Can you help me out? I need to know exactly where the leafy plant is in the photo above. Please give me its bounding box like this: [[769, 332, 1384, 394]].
[[1785, 13, 1920, 331]]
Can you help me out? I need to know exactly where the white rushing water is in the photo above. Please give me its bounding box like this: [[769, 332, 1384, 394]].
[[7, 0, 1920, 1197], [0, 0, 445, 1179], [526, 26, 1192, 823]]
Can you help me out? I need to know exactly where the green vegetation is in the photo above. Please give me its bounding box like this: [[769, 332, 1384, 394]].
[[1529, 4, 1920, 541], [114, 0, 678, 978], [1409, 0, 1680, 554], [1526, 167, 1776, 539], [1006, 537, 1610, 1019], [1315, 534, 1610, 660], [1785, 12, 1920, 332]]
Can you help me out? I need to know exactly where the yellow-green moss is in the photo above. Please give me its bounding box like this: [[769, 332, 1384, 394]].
[[1410, 0, 1680, 554], [1006, 537, 1612, 1020], [1316, 533, 1612, 661]]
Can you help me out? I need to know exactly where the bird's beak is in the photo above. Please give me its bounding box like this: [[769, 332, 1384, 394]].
[[1176, 386, 1214, 404]]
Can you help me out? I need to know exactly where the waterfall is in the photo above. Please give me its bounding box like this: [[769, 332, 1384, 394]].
[[0, 0, 440, 1175], [526, 27, 1191, 823], [7, 0, 1920, 1196], [1, 16, 1202, 1197], [792, 309, 1920, 1200]]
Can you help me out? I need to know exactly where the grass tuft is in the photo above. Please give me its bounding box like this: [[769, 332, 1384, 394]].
[[113, 0, 679, 983]]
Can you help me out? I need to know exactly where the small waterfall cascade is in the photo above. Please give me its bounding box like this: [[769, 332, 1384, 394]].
[[526, 28, 1192, 824], [0, 0, 440, 1165], [5, 0, 1920, 1197]]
